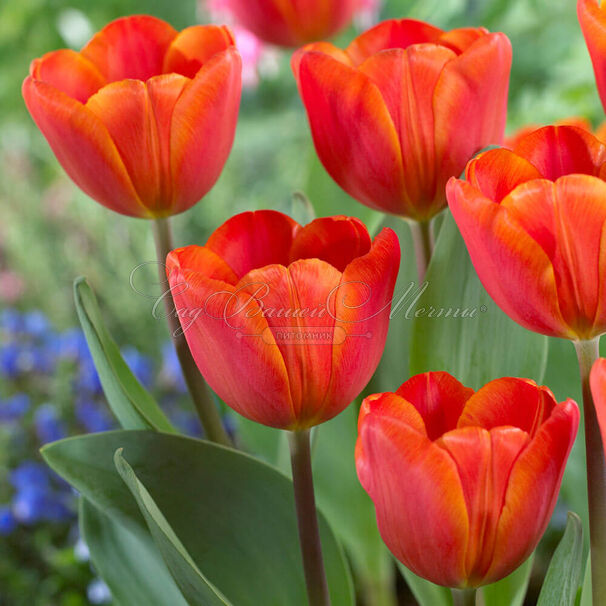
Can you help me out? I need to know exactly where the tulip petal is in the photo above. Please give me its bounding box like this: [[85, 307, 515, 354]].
[[205, 210, 300, 279], [85, 75, 189, 214], [346, 19, 443, 65], [292, 42, 352, 79], [447, 178, 572, 337], [356, 403, 469, 586], [482, 400, 579, 584], [465, 148, 542, 203], [237, 259, 341, 427], [22, 78, 145, 217], [590, 358, 606, 464], [169, 47, 242, 215], [438, 426, 530, 585], [395, 372, 474, 440], [458, 377, 556, 437], [290, 216, 371, 271], [325, 228, 400, 417], [579, 0, 606, 112], [166, 247, 295, 428], [163, 25, 235, 79], [29, 49, 105, 103], [81, 15, 177, 82], [434, 33, 512, 190], [513, 125, 606, 180], [438, 28, 488, 54], [296, 51, 407, 215], [359, 45, 456, 219]]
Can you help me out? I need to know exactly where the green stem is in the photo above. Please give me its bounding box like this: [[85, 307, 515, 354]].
[[408, 220, 433, 284], [288, 429, 331, 606], [574, 337, 606, 605], [152, 218, 232, 447], [452, 588, 477, 606]]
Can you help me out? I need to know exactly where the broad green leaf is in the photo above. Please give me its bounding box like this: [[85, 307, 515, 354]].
[[42, 431, 354, 606], [80, 498, 188, 606], [74, 277, 175, 432], [114, 450, 230, 606], [481, 554, 534, 606], [409, 212, 549, 388], [397, 564, 453, 606], [537, 512, 584, 606], [314, 404, 396, 606]]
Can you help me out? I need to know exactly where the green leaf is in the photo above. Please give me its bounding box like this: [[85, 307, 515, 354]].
[[579, 555, 591, 606], [481, 553, 534, 606], [42, 431, 354, 606], [397, 564, 453, 606], [537, 512, 584, 606], [80, 498, 188, 606], [73, 277, 175, 432], [114, 450, 230, 606], [314, 404, 396, 605], [409, 212, 549, 388]]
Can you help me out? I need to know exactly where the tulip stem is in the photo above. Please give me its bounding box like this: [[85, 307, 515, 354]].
[[288, 429, 331, 606], [452, 588, 476, 606], [408, 220, 432, 283], [152, 218, 232, 447], [574, 336, 606, 606]]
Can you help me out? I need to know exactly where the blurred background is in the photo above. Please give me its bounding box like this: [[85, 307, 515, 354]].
[[0, 0, 600, 604]]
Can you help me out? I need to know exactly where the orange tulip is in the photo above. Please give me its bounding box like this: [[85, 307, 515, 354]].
[[579, 0, 606, 113], [23, 15, 242, 218], [356, 372, 579, 588], [292, 19, 512, 221], [166, 210, 400, 430], [227, 0, 359, 47], [504, 117, 593, 149], [447, 125, 606, 340]]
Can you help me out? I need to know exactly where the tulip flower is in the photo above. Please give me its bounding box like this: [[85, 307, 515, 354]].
[[504, 117, 593, 149], [579, 0, 606, 113], [447, 125, 606, 341], [292, 19, 512, 223], [23, 15, 242, 218], [226, 0, 360, 47], [356, 372, 579, 588], [166, 210, 400, 430]]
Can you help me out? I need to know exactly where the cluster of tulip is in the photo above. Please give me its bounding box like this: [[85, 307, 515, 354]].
[[20, 0, 606, 604]]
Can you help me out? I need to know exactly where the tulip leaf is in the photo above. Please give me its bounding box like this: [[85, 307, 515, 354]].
[[397, 564, 453, 606], [580, 555, 591, 606], [481, 553, 534, 606], [409, 212, 549, 388], [114, 449, 231, 606], [79, 498, 188, 606], [314, 404, 397, 605], [73, 277, 175, 433], [42, 431, 354, 606], [537, 512, 584, 606]]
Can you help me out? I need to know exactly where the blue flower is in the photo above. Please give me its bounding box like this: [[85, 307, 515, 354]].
[[10, 461, 50, 492], [76, 400, 114, 433], [0, 343, 20, 378], [88, 579, 111, 604], [50, 328, 89, 360], [0, 505, 16, 535], [121, 346, 154, 388], [12, 487, 49, 525], [0, 393, 31, 422], [34, 404, 67, 444], [161, 342, 186, 392], [0, 309, 23, 335], [76, 358, 102, 394], [22, 311, 50, 339]]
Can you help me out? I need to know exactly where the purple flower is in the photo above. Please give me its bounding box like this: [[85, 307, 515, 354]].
[[76, 400, 114, 433], [161, 342, 186, 392], [10, 461, 50, 492], [0, 309, 23, 334], [23, 311, 50, 339], [121, 346, 153, 388], [0, 393, 31, 422]]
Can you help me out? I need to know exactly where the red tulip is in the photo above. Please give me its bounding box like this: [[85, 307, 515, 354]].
[[166, 210, 399, 430], [23, 15, 242, 218], [356, 372, 579, 588], [579, 0, 606, 113], [292, 19, 512, 221], [590, 358, 606, 462], [227, 0, 359, 47], [447, 125, 606, 340]]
